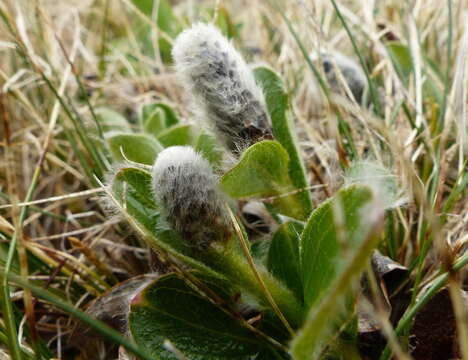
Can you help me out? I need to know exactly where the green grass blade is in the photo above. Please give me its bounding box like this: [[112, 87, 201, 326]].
[[0, 240, 23, 360], [328, 0, 382, 116]]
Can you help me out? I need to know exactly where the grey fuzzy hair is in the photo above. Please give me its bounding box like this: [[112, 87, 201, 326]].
[[172, 23, 272, 153], [320, 51, 367, 104], [152, 146, 230, 250]]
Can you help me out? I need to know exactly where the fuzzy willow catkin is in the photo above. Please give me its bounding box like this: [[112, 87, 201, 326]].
[[172, 23, 272, 152], [321, 52, 367, 104], [152, 146, 230, 250]]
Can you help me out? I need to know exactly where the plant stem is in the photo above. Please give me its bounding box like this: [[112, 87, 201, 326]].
[[206, 238, 304, 330]]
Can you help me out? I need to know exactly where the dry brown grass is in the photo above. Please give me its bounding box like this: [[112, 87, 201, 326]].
[[0, 0, 466, 358]]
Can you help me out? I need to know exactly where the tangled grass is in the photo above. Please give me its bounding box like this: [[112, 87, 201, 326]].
[[0, 0, 466, 358]]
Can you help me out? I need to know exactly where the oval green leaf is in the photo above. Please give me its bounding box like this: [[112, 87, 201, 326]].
[[131, 0, 182, 63], [386, 42, 413, 83], [267, 221, 304, 301], [129, 273, 285, 359], [301, 185, 375, 308], [221, 140, 290, 198], [221, 140, 306, 219], [143, 107, 167, 135], [195, 132, 224, 168], [157, 124, 195, 147], [107, 133, 163, 165], [112, 167, 183, 252], [140, 102, 180, 136], [292, 184, 384, 359], [95, 107, 131, 133]]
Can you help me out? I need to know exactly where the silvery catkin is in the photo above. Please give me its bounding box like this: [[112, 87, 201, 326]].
[[321, 52, 367, 104], [172, 23, 272, 152], [152, 146, 230, 250]]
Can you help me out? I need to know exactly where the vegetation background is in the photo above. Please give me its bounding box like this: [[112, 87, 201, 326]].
[[0, 0, 466, 359]]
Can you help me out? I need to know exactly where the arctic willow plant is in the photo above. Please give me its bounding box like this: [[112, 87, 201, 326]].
[[101, 23, 403, 360]]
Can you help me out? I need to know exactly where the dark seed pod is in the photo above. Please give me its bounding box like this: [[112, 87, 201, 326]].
[[152, 146, 231, 250], [172, 23, 273, 153]]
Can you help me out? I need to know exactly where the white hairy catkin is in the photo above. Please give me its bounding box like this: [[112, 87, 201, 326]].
[[172, 23, 272, 152], [152, 146, 230, 250], [321, 52, 367, 104]]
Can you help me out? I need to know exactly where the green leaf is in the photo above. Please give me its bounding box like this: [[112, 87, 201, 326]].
[[221, 140, 305, 219], [112, 167, 158, 231], [300, 185, 375, 308], [158, 38, 174, 64], [386, 42, 442, 105], [111, 167, 304, 333], [251, 238, 272, 265], [140, 102, 179, 133], [112, 167, 183, 252], [155, 0, 182, 37], [386, 42, 413, 83], [267, 222, 304, 301], [195, 132, 224, 168], [215, 5, 238, 39], [142, 107, 167, 135], [132, 0, 153, 16], [95, 107, 131, 133], [112, 167, 157, 212], [254, 66, 312, 220], [129, 273, 284, 359], [221, 140, 290, 198], [107, 133, 163, 165], [132, 0, 182, 63], [423, 74, 443, 106], [132, 0, 181, 36], [157, 124, 195, 147], [292, 185, 384, 359]]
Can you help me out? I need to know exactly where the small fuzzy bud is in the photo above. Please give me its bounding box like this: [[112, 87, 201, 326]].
[[152, 146, 230, 250], [321, 52, 367, 104], [344, 161, 407, 209], [172, 23, 272, 152]]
